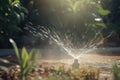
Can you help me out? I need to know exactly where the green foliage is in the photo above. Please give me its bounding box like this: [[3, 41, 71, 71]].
[[112, 64, 120, 80], [0, 0, 28, 44], [95, 22, 106, 28], [29, 0, 111, 47], [9, 38, 38, 80], [97, 4, 110, 16], [101, 0, 120, 35]]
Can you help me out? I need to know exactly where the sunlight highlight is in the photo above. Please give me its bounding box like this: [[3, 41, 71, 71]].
[[66, 0, 85, 13]]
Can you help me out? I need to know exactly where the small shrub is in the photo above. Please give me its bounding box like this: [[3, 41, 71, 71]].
[[9, 38, 38, 80]]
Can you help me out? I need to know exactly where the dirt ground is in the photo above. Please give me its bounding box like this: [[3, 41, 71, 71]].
[[1, 54, 120, 68]]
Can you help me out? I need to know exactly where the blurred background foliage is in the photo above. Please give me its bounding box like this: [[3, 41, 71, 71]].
[[0, 0, 120, 48], [0, 0, 28, 48]]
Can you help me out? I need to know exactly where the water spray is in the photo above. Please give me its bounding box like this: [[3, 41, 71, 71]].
[[24, 22, 113, 64], [24, 24, 100, 60]]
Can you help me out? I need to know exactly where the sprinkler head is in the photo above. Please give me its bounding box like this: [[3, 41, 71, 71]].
[[74, 59, 78, 63], [72, 59, 79, 69]]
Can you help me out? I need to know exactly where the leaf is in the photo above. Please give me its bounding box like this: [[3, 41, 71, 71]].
[[20, 12, 25, 21], [73, 0, 82, 12], [96, 22, 106, 28], [21, 6, 29, 14], [28, 49, 33, 61], [9, 39, 20, 60], [9, 0, 12, 4], [11, 0, 20, 5], [27, 52, 38, 72], [66, 0, 82, 13], [14, 12, 21, 23], [97, 4, 110, 16], [13, 4, 21, 12], [21, 47, 29, 68], [23, 50, 38, 75]]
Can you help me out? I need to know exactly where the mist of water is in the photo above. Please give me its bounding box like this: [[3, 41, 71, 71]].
[[24, 22, 112, 59]]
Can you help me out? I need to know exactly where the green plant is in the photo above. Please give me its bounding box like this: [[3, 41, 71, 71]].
[[0, 0, 28, 47], [112, 63, 120, 80], [0, 0, 28, 33], [9, 38, 38, 80]]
